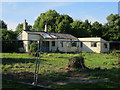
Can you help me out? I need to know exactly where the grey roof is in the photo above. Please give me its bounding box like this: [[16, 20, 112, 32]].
[[24, 30, 78, 39]]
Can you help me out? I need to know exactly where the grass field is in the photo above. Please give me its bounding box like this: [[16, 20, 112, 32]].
[[2, 52, 120, 89]]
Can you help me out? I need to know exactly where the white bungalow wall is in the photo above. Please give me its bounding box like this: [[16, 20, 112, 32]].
[[100, 38, 110, 53], [18, 30, 82, 53], [43, 39, 81, 53], [78, 37, 109, 53], [22, 31, 29, 52]]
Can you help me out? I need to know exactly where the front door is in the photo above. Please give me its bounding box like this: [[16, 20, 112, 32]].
[[42, 41, 49, 52]]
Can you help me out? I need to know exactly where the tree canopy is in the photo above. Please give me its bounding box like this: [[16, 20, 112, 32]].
[[102, 14, 120, 41], [0, 20, 7, 29], [2, 9, 120, 42], [33, 10, 73, 33]]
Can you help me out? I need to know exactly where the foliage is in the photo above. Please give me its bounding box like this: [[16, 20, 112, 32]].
[[28, 42, 38, 56], [2, 29, 16, 40], [33, 9, 60, 32], [91, 21, 103, 37], [33, 9, 73, 33], [33, 10, 119, 41], [1, 11, 119, 42], [70, 19, 91, 37], [1, 29, 23, 52], [0, 20, 7, 29], [102, 14, 120, 41]]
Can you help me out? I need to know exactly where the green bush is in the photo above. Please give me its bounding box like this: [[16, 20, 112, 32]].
[[28, 42, 38, 56]]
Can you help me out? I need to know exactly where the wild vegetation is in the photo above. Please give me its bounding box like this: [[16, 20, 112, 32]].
[[1, 10, 120, 42], [2, 52, 120, 89]]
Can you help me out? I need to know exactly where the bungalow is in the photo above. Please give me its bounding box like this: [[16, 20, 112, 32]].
[[17, 20, 81, 53], [78, 37, 110, 53]]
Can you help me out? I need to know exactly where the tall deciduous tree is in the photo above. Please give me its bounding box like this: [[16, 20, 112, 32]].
[[104, 14, 120, 41], [2, 29, 22, 52], [56, 15, 73, 33], [91, 21, 103, 37], [0, 20, 7, 29], [70, 20, 91, 38], [33, 10, 60, 32], [33, 10, 73, 33]]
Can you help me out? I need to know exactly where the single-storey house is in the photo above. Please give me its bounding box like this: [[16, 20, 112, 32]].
[[17, 20, 110, 53], [17, 20, 81, 53], [78, 37, 110, 53]]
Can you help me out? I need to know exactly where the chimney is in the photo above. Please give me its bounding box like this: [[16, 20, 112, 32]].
[[45, 23, 48, 32], [23, 19, 28, 30]]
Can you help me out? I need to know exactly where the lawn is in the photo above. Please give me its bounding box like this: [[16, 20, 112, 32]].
[[2, 52, 120, 89]]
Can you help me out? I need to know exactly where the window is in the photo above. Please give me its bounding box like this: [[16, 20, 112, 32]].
[[52, 41, 55, 46], [81, 42, 83, 47], [72, 42, 77, 47], [60, 42, 63, 47], [91, 42, 97, 47], [104, 43, 107, 48]]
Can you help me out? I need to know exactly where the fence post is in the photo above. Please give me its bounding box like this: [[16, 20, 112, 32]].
[[33, 40, 41, 86]]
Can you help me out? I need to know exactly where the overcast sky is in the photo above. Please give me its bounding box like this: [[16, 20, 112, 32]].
[[1, 1, 119, 31]]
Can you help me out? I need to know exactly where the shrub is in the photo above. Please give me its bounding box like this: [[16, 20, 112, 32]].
[[2, 41, 23, 53], [28, 42, 38, 56], [67, 55, 86, 69]]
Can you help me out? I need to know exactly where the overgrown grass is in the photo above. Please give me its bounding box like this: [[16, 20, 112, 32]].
[[2, 52, 120, 89]]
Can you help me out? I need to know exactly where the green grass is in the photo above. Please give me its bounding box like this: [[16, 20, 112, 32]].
[[51, 82, 119, 89], [2, 52, 120, 89], [2, 79, 29, 89]]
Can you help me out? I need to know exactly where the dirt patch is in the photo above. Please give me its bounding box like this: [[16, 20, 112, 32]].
[[3, 71, 34, 83], [54, 71, 109, 85]]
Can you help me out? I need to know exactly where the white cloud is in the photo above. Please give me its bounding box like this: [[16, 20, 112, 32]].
[[83, 15, 106, 24], [6, 21, 17, 31], [84, 15, 98, 23]]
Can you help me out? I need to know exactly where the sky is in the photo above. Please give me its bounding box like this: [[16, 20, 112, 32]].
[[1, 1, 119, 31]]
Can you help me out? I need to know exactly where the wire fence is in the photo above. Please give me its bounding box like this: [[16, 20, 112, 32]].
[[1, 40, 120, 87]]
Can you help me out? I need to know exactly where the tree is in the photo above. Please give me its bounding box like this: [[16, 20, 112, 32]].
[[0, 20, 7, 29], [29, 43, 38, 56], [33, 10, 73, 33], [2, 29, 23, 52], [91, 21, 103, 37], [2, 29, 16, 40], [33, 9, 60, 32], [56, 15, 73, 33], [83, 19, 92, 35], [70, 20, 91, 38], [104, 14, 120, 41]]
